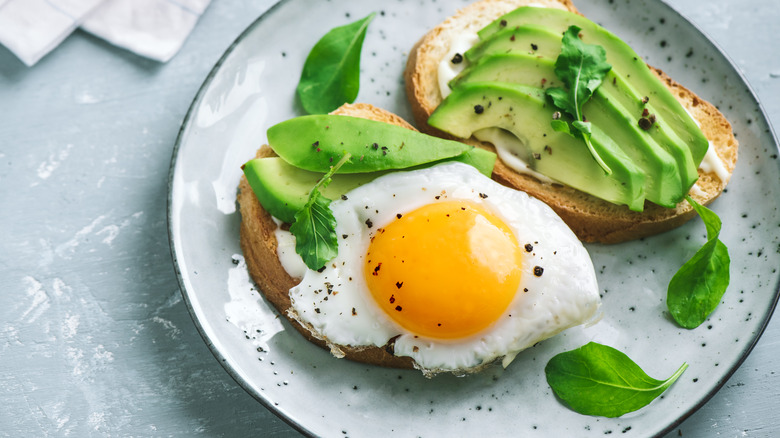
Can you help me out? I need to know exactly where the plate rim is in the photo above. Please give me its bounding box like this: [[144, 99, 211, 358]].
[[165, 0, 313, 435], [165, 0, 780, 436], [645, 0, 780, 434]]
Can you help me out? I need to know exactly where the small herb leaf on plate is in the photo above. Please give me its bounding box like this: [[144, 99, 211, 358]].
[[667, 196, 731, 328], [296, 13, 375, 114], [546, 25, 613, 174], [545, 342, 688, 418], [290, 153, 352, 270]]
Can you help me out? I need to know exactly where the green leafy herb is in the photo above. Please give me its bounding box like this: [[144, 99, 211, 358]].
[[546, 25, 613, 174], [289, 153, 352, 270], [296, 13, 375, 114], [545, 342, 688, 417], [667, 196, 731, 328]]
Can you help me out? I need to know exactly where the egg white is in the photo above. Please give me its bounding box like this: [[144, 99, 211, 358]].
[[281, 162, 601, 375]]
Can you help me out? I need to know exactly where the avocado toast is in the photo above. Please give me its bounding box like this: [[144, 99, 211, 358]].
[[405, 0, 738, 243]]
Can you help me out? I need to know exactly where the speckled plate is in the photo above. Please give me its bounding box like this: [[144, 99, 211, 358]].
[[168, 0, 780, 436]]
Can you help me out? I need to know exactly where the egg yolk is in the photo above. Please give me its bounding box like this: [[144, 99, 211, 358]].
[[364, 200, 523, 339]]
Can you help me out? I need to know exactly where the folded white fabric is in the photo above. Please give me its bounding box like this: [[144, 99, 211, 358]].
[[0, 0, 211, 66]]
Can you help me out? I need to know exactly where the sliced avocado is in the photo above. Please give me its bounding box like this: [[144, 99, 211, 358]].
[[267, 115, 480, 174], [450, 53, 562, 90], [477, 7, 709, 165], [600, 70, 699, 193], [464, 25, 562, 64], [439, 147, 497, 176], [453, 53, 684, 207], [243, 157, 377, 224], [428, 82, 646, 211], [243, 149, 497, 224], [455, 53, 698, 197]]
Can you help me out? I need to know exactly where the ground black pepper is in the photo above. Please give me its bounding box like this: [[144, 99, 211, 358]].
[[474, 104, 484, 114], [534, 266, 544, 277]]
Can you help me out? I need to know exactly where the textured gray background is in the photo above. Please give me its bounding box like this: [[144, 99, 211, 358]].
[[1, 0, 778, 436]]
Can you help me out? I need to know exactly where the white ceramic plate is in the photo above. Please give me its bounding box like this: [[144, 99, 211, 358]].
[[168, 0, 780, 436]]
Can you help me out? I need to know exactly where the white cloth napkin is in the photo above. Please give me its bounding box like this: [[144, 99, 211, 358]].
[[0, 0, 211, 66]]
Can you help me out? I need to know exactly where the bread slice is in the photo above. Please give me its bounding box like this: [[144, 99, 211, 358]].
[[404, 0, 738, 243], [238, 103, 417, 369]]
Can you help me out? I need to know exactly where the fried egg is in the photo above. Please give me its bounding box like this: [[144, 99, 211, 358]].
[[280, 162, 600, 375]]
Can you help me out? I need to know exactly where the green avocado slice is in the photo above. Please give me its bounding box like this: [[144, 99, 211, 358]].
[[429, 82, 646, 211], [452, 53, 687, 207], [476, 6, 709, 166], [243, 149, 497, 224], [464, 25, 562, 63], [243, 157, 378, 224], [267, 115, 490, 174]]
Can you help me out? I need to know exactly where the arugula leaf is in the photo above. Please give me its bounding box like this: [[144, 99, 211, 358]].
[[289, 153, 352, 270], [546, 26, 613, 174], [667, 196, 731, 328], [296, 13, 375, 114], [545, 342, 688, 418]]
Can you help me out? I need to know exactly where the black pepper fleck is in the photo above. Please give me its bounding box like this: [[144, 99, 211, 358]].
[[474, 104, 484, 114], [638, 117, 654, 130], [451, 53, 463, 64], [533, 266, 544, 277]]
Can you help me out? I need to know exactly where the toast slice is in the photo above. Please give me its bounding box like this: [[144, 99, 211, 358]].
[[238, 103, 418, 369], [404, 0, 738, 243]]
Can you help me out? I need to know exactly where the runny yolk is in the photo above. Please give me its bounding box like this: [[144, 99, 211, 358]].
[[364, 200, 522, 339]]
